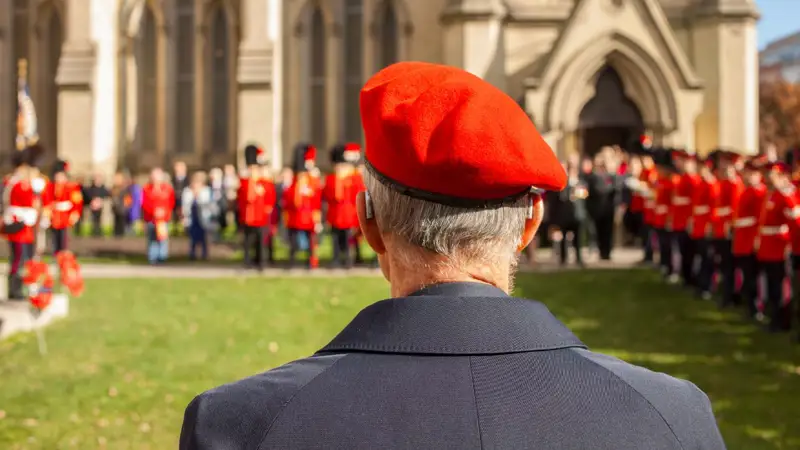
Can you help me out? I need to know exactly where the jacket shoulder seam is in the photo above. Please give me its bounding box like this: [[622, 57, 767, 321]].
[[256, 355, 348, 450]]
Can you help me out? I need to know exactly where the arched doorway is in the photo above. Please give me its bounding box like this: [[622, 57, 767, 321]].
[[578, 66, 643, 156]]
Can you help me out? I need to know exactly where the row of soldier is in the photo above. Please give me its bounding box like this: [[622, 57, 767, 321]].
[[628, 145, 800, 339], [1, 141, 369, 298]]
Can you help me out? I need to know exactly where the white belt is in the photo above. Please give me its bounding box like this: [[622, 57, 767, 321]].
[[655, 205, 668, 214], [54, 201, 72, 212], [760, 225, 788, 236], [733, 217, 756, 228], [785, 206, 800, 219], [693, 206, 710, 214], [715, 207, 732, 216], [4, 206, 37, 226], [672, 197, 691, 206]]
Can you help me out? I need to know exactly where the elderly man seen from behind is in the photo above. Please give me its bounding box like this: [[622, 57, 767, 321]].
[[179, 62, 725, 450]]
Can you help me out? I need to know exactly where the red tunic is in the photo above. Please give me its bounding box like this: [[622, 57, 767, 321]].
[[142, 183, 175, 223], [48, 181, 83, 230], [653, 173, 676, 229], [757, 188, 799, 262], [322, 172, 361, 230], [732, 184, 767, 256], [641, 168, 658, 226], [282, 172, 322, 231], [710, 177, 744, 239], [671, 173, 700, 232], [3, 175, 50, 244], [237, 177, 277, 227], [689, 178, 717, 240]]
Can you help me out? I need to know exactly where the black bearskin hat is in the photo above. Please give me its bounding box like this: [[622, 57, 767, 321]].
[[52, 159, 68, 177], [244, 144, 265, 166], [330, 144, 346, 164], [292, 143, 316, 173], [11, 143, 45, 168]]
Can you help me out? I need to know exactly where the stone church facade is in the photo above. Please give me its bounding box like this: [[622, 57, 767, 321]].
[[0, 0, 759, 176]]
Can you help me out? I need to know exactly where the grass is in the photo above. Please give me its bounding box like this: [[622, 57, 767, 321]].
[[0, 270, 798, 449]]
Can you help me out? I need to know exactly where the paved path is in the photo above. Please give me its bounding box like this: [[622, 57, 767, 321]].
[[0, 248, 644, 278]]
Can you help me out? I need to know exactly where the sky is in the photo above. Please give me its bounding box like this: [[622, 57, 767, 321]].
[[757, 0, 800, 49]]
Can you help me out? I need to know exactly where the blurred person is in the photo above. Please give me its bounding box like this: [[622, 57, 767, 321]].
[[709, 151, 744, 307], [671, 152, 700, 287], [180, 62, 724, 450], [182, 171, 217, 261], [172, 161, 188, 234], [73, 174, 87, 235], [237, 145, 276, 269], [690, 156, 720, 300], [283, 144, 322, 269], [223, 164, 239, 234], [110, 171, 132, 237], [128, 174, 145, 234], [755, 161, 798, 332], [275, 166, 294, 245], [585, 151, 619, 260], [638, 153, 658, 263], [85, 173, 109, 236], [653, 150, 678, 279], [548, 160, 588, 266], [46, 159, 82, 255], [208, 167, 227, 243], [732, 156, 766, 315], [323, 144, 361, 268], [142, 167, 175, 264]]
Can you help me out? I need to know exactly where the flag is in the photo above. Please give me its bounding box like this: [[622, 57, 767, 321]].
[[16, 59, 39, 151]]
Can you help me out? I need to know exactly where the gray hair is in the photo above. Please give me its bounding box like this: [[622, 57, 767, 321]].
[[363, 170, 529, 269]]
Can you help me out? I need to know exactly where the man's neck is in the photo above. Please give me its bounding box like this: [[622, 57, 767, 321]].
[[386, 252, 510, 298]]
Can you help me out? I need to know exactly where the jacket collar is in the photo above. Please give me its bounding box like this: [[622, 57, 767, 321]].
[[318, 282, 586, 356]]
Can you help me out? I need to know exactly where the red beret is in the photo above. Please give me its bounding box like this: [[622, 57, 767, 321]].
[[360, 62, 565, 206]]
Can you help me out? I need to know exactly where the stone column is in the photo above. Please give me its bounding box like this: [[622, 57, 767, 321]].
[[689, 1, 759, 153], [56, 0, 96, 176], [238, 0, 276, 168], [440, 0, 507, 91], [0, 2, 12, 165], [91, 0, 119, 177]]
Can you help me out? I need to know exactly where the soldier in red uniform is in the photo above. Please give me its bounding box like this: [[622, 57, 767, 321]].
[[142, 167, 176, 265], [323, 144, 361, 268], [709, 151, 744, 307], [756, 161, 799, 331], [283, 144, 323, 268], [786, 149, 800, 338], [636, 152, 658, 264], [2, 144, 47, 299], [731, 157, 767, 316], [237, 145, 277, 270], [671, 151, 701, 286], [653, 150, 678, 279], [689, 156, 719, 299], [46, 159, 83, 256]]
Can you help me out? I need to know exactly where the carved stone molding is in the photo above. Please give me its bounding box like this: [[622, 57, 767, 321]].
[[56, 44, 95, 88], [237, 46, 272, 86]]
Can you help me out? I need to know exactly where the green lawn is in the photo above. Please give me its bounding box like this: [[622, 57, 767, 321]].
[[0, 270, 799, 449]]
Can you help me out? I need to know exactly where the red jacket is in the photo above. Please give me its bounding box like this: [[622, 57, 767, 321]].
[[282, 172, 322, 231], [3, 175, 50, 244], [732, 184, 766, 256], [237, 177, 277, 227], [142, 183, 175, 224], [641, 168, 658, 225], [322, 172, 361, 229], [756, 188, 799, 262], [671, 173, 700, 232], [689, 178, 717, 240], [653, 173, 676, 229], [710, 177, 744, 239], [47, 181, 83, 230]]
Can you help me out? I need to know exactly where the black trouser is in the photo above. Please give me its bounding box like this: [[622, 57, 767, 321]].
[[761, 260, 791, 331], [593, 214, 614, 260], [696, 239, 716, 295], [710, 238, 735, 306], [678, 231, 696, 286], [74, 208, 85, 236], [7, 241, 33, 300], [288, 229, 317, 268], [558, 222, 584, 265], [113, 212, 126, 237], [734, 254, 759, 316], [243, 226, 264, 268], [657, 229, 673, 275], [331, 228, 353, 267], [50, 228, 68, 255], [642, 224, 654, 262], [91, 210, 103, 236]]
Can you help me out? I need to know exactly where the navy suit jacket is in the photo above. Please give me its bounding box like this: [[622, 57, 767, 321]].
[[180, 282, 725, 449]]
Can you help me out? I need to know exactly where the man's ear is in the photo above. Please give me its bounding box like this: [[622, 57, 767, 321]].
[[356, 191, 386, 255], [517, 194, 544, 252]]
